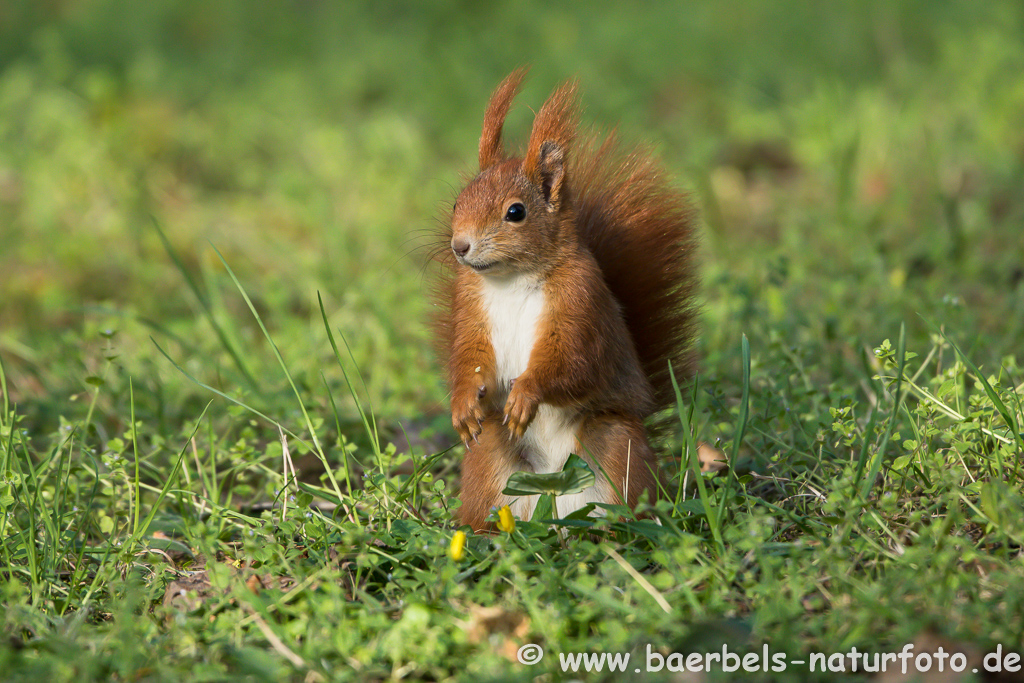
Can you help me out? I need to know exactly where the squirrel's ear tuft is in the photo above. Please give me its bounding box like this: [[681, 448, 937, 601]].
[[479, 68, 528, 172], [535, 141, 566, 211], [524, 80, 578, 209]]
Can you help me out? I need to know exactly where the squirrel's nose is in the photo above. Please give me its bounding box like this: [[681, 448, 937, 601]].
[[451, 238, 471, 257]]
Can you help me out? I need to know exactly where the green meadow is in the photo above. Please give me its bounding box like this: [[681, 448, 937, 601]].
[[1, 1, 1023, 680]]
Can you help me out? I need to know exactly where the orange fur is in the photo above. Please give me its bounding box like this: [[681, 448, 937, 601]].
[[430, 71, 697, 531]]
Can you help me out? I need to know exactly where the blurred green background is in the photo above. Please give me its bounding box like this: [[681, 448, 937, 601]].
[[1, 0, 1022, 444]]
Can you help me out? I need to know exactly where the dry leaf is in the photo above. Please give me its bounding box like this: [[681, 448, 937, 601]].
[[456, 604, 531, 662], [698, 442, 728, 474]]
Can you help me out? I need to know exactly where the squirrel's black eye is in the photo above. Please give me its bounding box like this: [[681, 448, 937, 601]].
[[504, 202, 526, 222]]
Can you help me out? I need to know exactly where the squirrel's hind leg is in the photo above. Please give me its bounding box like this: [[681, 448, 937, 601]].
[[577, 415, 660, 511], [457, 415, 524, 532]]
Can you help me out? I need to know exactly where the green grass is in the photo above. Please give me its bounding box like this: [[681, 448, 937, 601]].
[[2, 1, 1024, 681]]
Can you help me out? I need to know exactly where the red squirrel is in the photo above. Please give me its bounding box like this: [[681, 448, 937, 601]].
[[432, 69, 697, 531]]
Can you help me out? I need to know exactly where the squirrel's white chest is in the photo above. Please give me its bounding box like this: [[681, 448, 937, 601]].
[[479, 275, 546, 384], [479, 275, 603, 521], [480, 274, 583, 479]]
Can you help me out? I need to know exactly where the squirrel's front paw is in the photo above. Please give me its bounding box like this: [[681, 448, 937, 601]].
[[452, 384, 488, 447], [503, 376, 540, 440]]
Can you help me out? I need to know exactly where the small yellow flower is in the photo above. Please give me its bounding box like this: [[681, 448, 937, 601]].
[[449, 530, 467, 561], [497, 505, 516, 533]]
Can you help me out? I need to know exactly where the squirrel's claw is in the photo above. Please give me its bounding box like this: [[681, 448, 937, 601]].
[[453, 390, 487, 448], [503, 376, 539, 441]]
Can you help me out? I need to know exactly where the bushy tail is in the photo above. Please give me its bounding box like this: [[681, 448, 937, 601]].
[[572, 133, 699, 415]]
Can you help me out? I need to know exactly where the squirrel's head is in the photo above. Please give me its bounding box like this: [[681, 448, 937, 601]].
[[450, 69, 579, 277]]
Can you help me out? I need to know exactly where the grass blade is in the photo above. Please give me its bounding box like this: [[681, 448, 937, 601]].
[[317, 292, 383, 465], [321, 372, 355, 499], [130, 379, 141, 539], [859, 323, 907, 501], [940, 329, 1022, 479], [209, 245, 348, 507], [669, 361, 724, 555], [731, 334, 751, 465], [151, 217, 259, 391], [853, 405, 880, 485], [0, 352, 8, 420], [129, 402, 213, 549], [151, 337, 294, 437]]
